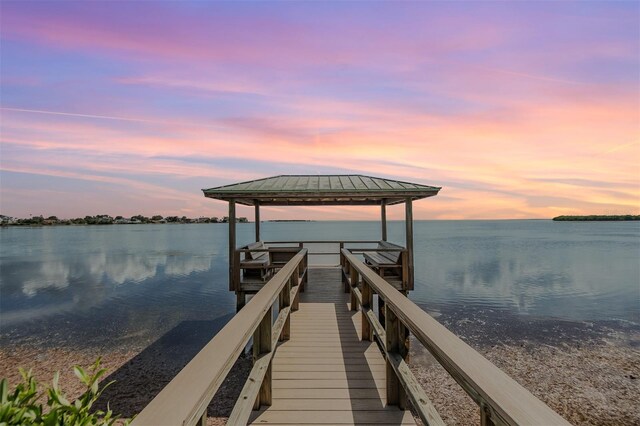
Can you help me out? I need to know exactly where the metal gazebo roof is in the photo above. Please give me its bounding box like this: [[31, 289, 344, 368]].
[[202, 175, 441, 206]]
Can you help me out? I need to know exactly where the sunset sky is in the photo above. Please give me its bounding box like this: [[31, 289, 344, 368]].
[[1, 1, 638, 220]]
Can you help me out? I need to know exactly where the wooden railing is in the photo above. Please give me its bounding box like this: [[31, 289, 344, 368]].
[[263, 240, 381, 265], [341, 249, 570, 426], [132, 249, 308, 426]]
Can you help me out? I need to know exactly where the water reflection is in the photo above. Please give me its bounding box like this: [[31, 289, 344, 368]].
[[409, 221, 639, 325], [0, 220, 638, 349], [2, 252, 214, 295]]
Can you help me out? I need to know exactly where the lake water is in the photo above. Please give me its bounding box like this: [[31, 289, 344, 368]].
[[1, 220, 638, 349]]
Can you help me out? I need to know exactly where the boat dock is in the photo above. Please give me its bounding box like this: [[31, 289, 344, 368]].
[[251, 267, 414, 425], [132, 175, 570, 426]]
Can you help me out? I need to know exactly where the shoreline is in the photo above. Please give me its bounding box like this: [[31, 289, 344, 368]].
[[1, 334, 637, 425]]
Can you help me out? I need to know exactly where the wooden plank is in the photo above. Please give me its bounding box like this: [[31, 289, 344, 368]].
[[254, 308, 273, 408], [276, 343, 372, 348], [228, 352, 272, 424], [385, 305, 406, 408], [272, 379, 383, 389], [275, 346, 379, 354], [272, 358, 385, 365], [230, 305, 294, 424], [387, 352, 445, 426], [274, 353, 382, 360], [271, 388, 383, 399], [267, 398, 388, 411], [250, 410, 415, 424], [273, 371, 385, 380], [272, 364, 385, 373]]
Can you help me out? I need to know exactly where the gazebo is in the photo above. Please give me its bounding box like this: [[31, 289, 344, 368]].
[[203, 174, 440, 308]]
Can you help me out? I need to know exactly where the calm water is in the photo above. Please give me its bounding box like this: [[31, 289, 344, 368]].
[[1, 220, 638, 349]]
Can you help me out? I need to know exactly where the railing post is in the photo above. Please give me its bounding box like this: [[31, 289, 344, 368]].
[[344, 261, 351, 293], [385, 304, 408, 409], [361, 279, 372, 341], [234, 250, 244, 312], [300, 251, 307, 292], [481, 404, 497, 426], [401, 250, 409, 292], [350, 267, 359, 311], [280, 276, 292, 341], [253, 306, 273, 409], [292, 262, 300, 312]]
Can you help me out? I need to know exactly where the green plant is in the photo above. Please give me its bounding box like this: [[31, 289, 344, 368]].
[[0, 358, 130, 426]]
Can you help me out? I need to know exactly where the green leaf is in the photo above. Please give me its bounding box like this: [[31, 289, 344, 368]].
[[73, 366, 88, 385], [0, 379, 7, 404]]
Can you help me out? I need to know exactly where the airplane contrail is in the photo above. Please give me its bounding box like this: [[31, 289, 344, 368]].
[[0, 107, 227, 129]]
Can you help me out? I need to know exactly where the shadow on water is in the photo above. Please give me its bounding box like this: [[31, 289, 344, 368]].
[[95, 314, 250, 418]]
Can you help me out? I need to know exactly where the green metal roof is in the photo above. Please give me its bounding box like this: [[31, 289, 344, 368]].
[[202, 175, 441, 206]]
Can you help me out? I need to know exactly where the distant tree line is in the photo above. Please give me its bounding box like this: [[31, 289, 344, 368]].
[[0, 214, 249, 226], [553, 215, 639, 221]]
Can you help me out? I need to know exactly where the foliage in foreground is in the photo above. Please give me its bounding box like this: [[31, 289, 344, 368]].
[[0, 358, 130, 426]]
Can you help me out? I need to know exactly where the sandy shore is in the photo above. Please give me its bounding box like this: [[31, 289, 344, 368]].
[[409, 338, 639, 425], [1, 336, 638, 425]]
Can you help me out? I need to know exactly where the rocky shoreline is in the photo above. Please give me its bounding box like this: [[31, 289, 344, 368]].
[[1, 327, 639, 425], [409, 336, 639, 425]]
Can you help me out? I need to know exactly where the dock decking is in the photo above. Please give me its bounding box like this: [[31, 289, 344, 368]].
[[133, 248, 570, 426], [250, 268, 415, 425]]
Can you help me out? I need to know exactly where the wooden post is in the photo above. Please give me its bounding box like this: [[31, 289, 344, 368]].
[[300, 253, 307, 293], [292, 259, 300, 311], [279, 276, 292, 341], [481, 405, 496, 426], [350, 267, 358, 311], [234, 251, 244, 311], [253, 307, 272, 408], [405, 197, 414, 291], [229, 200, 243, 312], [381, 199, 387, 241], [361, 279, 372, 341], [254, 201, 260, 242], [385, 305, 407, 409], [344, 262, 351, 293]]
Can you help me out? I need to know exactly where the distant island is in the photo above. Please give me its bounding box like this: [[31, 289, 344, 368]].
[[0, 214, 249, 227], [267, 220, 314, 222], [553, 215, 640, 221]]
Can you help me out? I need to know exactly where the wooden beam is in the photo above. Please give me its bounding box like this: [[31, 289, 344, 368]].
[[385, 305, 407, 409], [405, 197, 414, 291], [387, 352, 445, 426], [350, 267, 358, 311], [229, 199, 236, 292], [361, 279, 373, 341], [381, 199, 387, 241], [253, 307, 273, 408], [255, 201, 260, 242]]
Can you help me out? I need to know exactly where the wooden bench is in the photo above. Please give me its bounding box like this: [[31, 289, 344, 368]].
[[363, 241, 405, 289], [240, 242, 272, 282]]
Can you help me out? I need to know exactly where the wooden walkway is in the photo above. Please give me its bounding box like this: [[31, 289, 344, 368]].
[[249, 267, 415, 425]]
